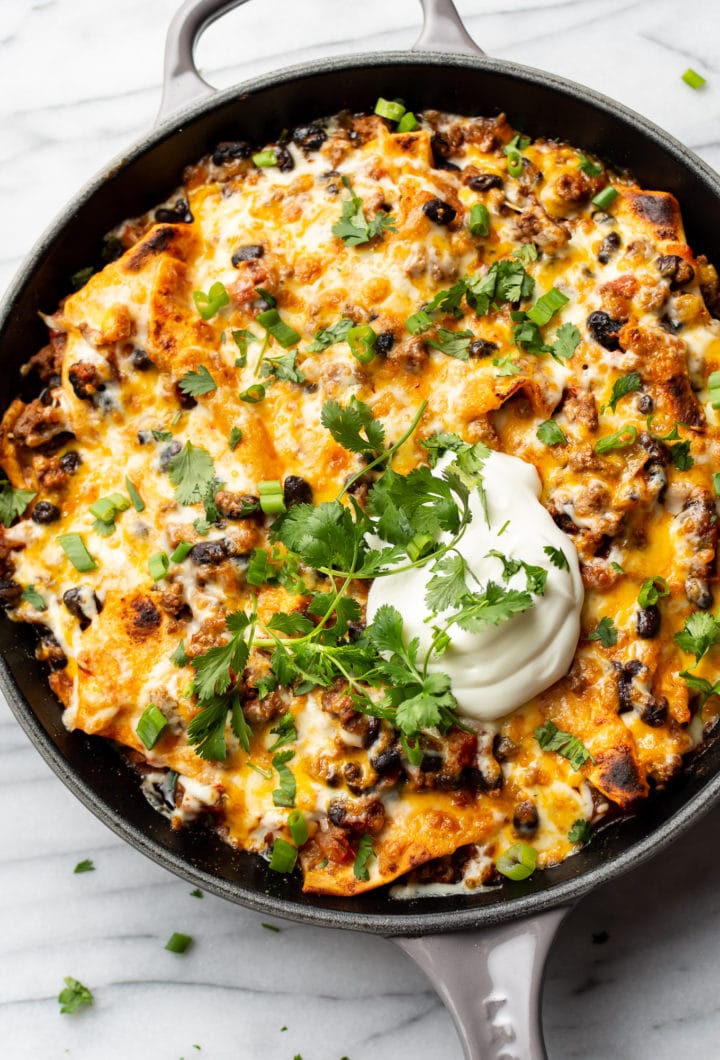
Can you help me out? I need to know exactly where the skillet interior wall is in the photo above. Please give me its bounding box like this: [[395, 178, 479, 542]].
[[2, 54, 720, 929]]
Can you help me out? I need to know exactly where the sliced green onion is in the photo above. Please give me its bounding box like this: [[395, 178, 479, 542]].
[[269, 837, 298, 873], [638, 576, 670, 608], [506, 150, 523, 178], [468, 203, 490, 237], [397, 111, 419, 133], [406, 533, 435, 562], [239, 384, 266, 403], [192, 281, 229, 321], [136, 703, 168, 750], [252, 150, 278, 167], [682, 68, 706, 90], [258, 480, 287, 515], [405, 310, 433, 335], [170, 541, 193, 563], [148, 552, 169, 582], [714, 472, 720, 497], [288, 809, 309, 846], [257, 308, 300, 349], [57, 533, 97, 572], [21, 584, 47, 611], [346, 324, 377, 365], [125, 478, 144, 512], [374, 97, 406, 122], [592, 186, 619, 210], [89, 492, 130, 524], [594, 424, 638, 454], [496, 842, 538, 881], [164, 932, 192, 954], [527, 288, 569, 327], [708, 370, 720, 408]]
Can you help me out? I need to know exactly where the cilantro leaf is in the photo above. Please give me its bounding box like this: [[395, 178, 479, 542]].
[[272, 748, 296, 807], [0, 480, 36, 528], [321, 397, 386, 457], [426, 328, 473, 361], [232, 328, 258, 365], [266, 611, 314, 637], [588, 615, 617, 647], [268, 712, 298, 751], [578, 152, 603, 177], [58, 976, 94, 1015], [260, 351, 305, 384], [493, 355, 520, 377], [366, 604, 407, 658], [21, 584, 47, 611], [544, 545, 569, 570], [450, 582, 534, 633], [680, 670, 720, 708], [271, 500, 359, 571], [306, 318, 354, 353], [424, 554, 470, 613], [187, 696, 231, 760], [178, 365, 217, 397], [168, 442, 215, 505], [568, 818, 593, 844], [353, 833, 376, 881], [669, 440, 693, 471], [229, 426, 243, 451], [552, 322, 581, 362], [536, 419, 567, 446], [421, 432, 467, 468], [535, 720, 594, 770], [675, 611, 720, 663], [601, 372, 642, 413], [191, 613, 250, 701], [332, 177, 396, 246]]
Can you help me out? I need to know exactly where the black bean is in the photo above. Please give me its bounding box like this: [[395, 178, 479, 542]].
[[372, 748, 403, 775], [31, 501, 61, 524], [0, 579, 22, 607], [436, 772, 463, 790], [174, 381, 197, 410], [469, 338, 498, 358], [616, 659, 643, 713], [231, 244, 264, 266], [154, 198, 193, 224], [283, 475, 313, 507], [636, 605, 660, 639], [275, 146, 294, 172], [375, 331, 395, 356], [137, 430, 152, 446], [131, 348, 154, 370], [420, 752, 443, 773], [62, 587, 99, 631], [638, 695, 668, 728], [68, 363, 104, 401], [467, 172, 503, 192], [597, 232, 621, 264], [212, 141, 251, 165], [513, 800, 539, 838], [292, 124, 327, 151], [363, 717, 381, 748], [189, 540, 231, 565], [327, 799, 347, 827], [685, 576, 713, 610], [660, 314, 682, 334], [430, 134, 459, 171], [159, 441, 182, 470], [637, 393, 654, 415], [59, 451, 81, 473], [586, 310, 623, 351], [656, 254, 695, 287], [423, 198, 457, 225], [638, 431, 669, 465], [492, 734, 518, 762], [38, 631, 67, 670]]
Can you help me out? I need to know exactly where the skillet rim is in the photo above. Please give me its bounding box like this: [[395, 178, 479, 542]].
[[3, 47, 720, 937]]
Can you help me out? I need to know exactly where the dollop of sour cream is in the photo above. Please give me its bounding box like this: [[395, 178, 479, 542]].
[[366, 450, 584, 722]]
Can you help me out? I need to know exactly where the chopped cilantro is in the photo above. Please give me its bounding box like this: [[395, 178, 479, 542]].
[[353, 833, 376, 881], [535, 720, 594, 770], [167, 442, 215, 504], [588, 615, 618, 647], [178, 365, 217, 397], [58, 976, 93, 1014], [332, 177, 396, 246], [536, 419, 567, 446], [73, 859, 95, 874], [601, 372, 642, 413], [0, 480, 36, 528]]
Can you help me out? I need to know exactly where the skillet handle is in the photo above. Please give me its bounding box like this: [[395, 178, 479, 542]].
[[393, 906, 570, 1060], [156, 0, 484, 125]]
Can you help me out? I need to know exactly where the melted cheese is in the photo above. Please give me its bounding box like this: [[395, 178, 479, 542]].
[[2, 107, 719, 897]]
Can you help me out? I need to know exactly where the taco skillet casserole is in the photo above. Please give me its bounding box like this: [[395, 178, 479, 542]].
[[1, 103, 720, 896]]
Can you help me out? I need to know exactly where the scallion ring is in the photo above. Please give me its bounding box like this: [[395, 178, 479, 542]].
[[288, 809, 309, 846], [346, 324, 377, 365], [239, 384, 266, 404], [269, 837, 298, 873], [374, 97, 405, 122], [638, 576, 670, 608], [592, 185, 619, 210], [258, 480, 287, 515], [136, 703, 168, 750], [594, 424, 638, 454], [496, 842, 538, 881], [148, 552, 169, 582], [57, 533, 97, 572]]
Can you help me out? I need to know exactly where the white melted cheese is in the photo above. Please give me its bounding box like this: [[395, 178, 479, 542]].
[[366, 451, 584, 722]]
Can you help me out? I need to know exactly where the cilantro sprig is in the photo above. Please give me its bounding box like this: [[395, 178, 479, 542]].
[[332, 177, 396, 246]]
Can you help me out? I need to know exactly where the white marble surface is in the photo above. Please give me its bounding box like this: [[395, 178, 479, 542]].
[[2, 1, 720, 1057]]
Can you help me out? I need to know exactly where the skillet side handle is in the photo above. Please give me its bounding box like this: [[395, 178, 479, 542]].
[[414, 0, 485, 57], [393, 906, 570, 1060], [156, 0, 250, 126]]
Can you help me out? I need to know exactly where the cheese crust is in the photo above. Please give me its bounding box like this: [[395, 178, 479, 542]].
[[2, 107, 720, 896]]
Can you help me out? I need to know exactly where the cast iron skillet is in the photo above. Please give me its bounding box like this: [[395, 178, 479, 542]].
[[3, 1, 720, 1055]]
